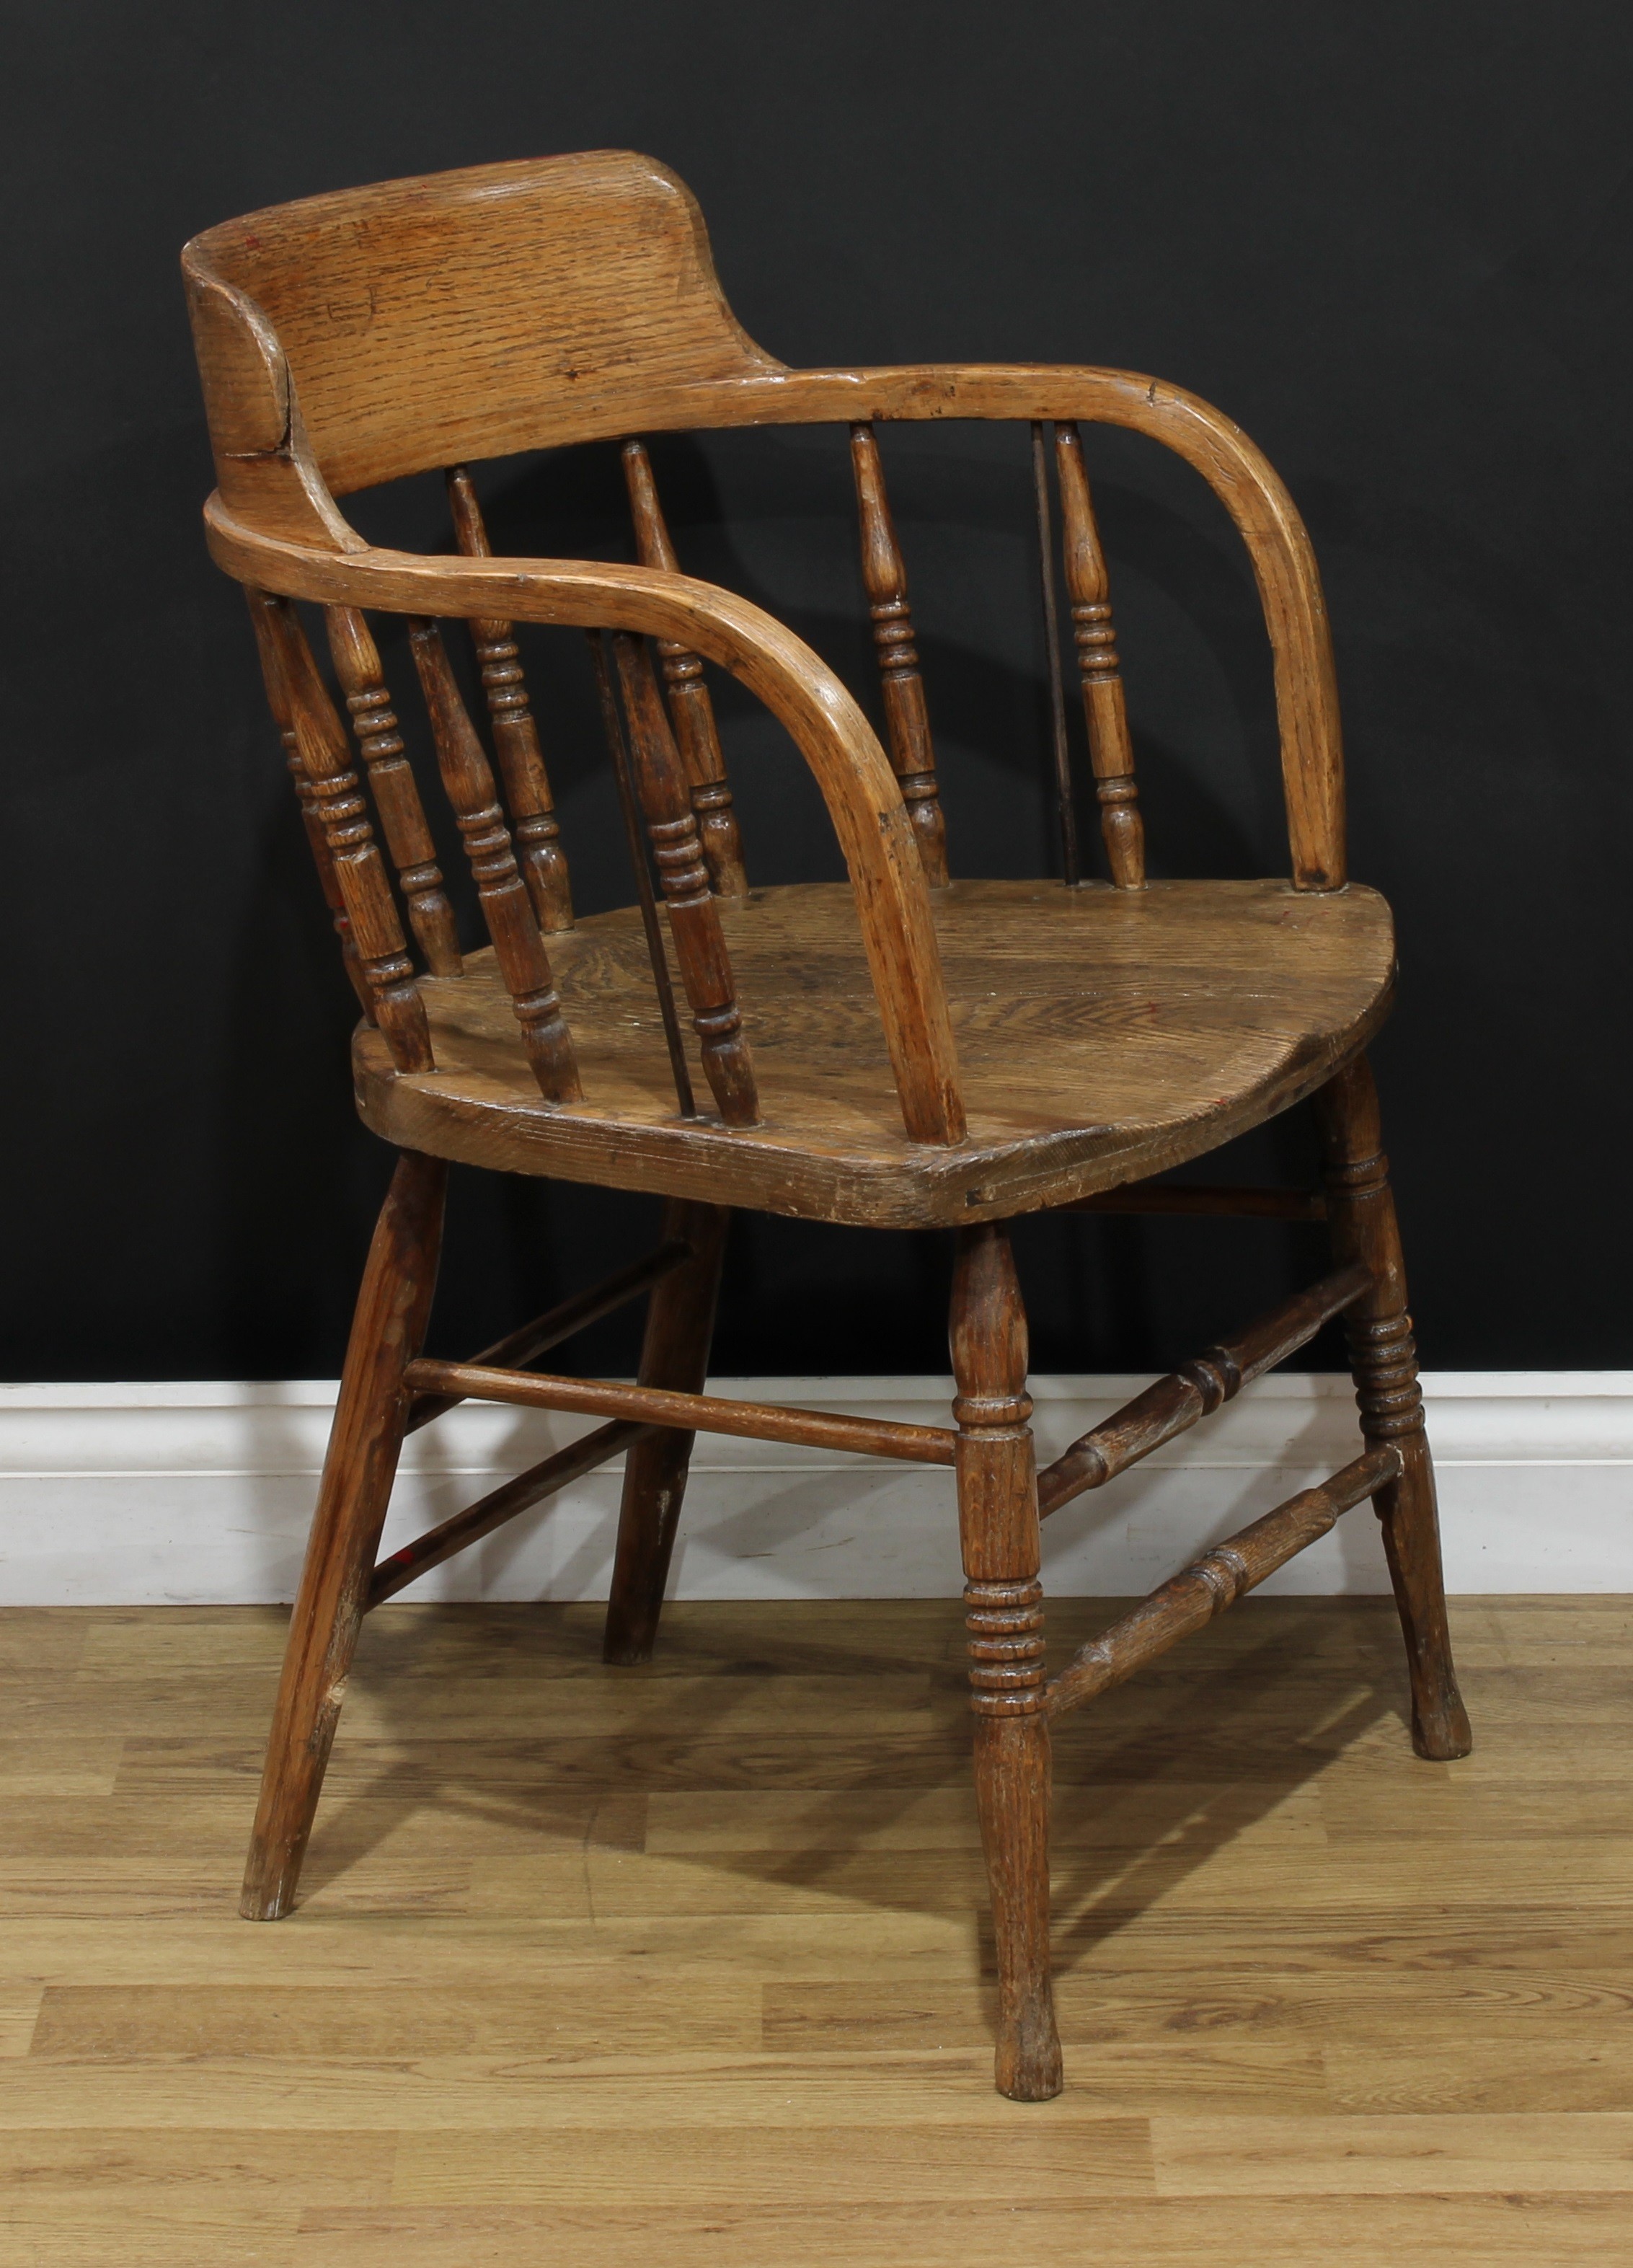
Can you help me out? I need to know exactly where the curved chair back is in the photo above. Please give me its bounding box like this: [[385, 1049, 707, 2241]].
[[183, 151, 1350, 1149]]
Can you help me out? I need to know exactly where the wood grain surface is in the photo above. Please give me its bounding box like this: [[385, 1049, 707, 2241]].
[[353, 878, 1394, 1226], [175, 150, 1469, 2137], [3, 1596, 1627, 2263]]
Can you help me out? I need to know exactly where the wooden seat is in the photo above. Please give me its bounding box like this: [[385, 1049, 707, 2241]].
[[360, 879, 1396, 1226], [181, 149, 1470, 2105]]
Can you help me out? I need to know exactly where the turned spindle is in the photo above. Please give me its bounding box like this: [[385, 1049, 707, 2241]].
[[588, 631, 697, 1120], [444, 467, 575, 933], [324, 606, 462, 978], [611, 632, 759, 1127], [849, 423, 950, 886], [407, 619, 582, 1104], [249, 591, 433, 1071], [1054, 423, 1145, 888], [246, 590, 372, 1018], [621, 439, 748, 897]]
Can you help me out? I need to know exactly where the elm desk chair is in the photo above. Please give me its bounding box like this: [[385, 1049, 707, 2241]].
[[182, 151, 1469, 2103]]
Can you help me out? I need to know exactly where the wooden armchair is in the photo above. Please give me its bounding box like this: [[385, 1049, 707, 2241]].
[[182, 151, 1469, 2102]]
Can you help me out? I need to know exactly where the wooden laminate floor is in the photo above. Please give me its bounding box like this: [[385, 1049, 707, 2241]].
[[1, 1596, 1629, 2264]]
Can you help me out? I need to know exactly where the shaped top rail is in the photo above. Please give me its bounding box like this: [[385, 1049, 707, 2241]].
[[183, 152, 781, 498]]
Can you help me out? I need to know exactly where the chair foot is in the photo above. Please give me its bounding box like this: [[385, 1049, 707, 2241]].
[[242, 1806, 331, 1921], [1384, 1439, 1473, 1760], [239, 1150, 446, 1920], [601, 1428, 691, 1667], [975, 1708, 1064, 2101], [1000, 2026, 1066, 2102], [602, 1202, 728, 1667], [1411, 1700, 1474, 1765]]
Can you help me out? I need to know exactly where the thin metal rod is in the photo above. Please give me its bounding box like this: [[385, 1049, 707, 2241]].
[[369, 1418, 655, 1606], [588, 628, 696, 1117], [1032, 421, 1080, 887], [1056, 1184, 1327, 1222], [1042, 1446, 1402, 1721], [406, 1238, 694, 1433], [402, 1357, 960, 1467]]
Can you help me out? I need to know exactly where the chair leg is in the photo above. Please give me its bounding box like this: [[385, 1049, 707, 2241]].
[[602, 1200, 730, 1666], [951, 1222, 1063, 2102], [1312, 1054, 1472, 1761], [240, 1149, 448, 1920]]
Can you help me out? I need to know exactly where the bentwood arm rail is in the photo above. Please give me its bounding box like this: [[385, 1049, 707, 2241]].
[[185, 166, 1344, 888], [197, 360, 1347, 892], [190, 384, 1344, 896]]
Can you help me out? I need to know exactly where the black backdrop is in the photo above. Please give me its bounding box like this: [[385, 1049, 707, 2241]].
[[4, 0, 1629, 1384]]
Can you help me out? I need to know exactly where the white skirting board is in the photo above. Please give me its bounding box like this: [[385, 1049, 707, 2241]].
[[1, 1373, 1628, 1606]]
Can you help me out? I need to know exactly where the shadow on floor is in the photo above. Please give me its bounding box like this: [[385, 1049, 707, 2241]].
[[296, 1595, 1417, 1980]]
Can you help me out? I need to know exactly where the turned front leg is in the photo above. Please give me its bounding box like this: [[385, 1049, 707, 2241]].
[[1313, 1055, 1472, 1762], [950, 1223, 1063, 2101]]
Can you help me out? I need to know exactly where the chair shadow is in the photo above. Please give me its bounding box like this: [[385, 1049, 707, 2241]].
[[292, 1286, 1394, 1912], [1044, 1599, 1403, 1969], [292, 1455, 927, 1894], [295, 1584, 1412, 1967]]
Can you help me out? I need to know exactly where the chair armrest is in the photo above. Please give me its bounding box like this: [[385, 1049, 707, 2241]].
[[203, 495, 966, 1145], [678, 363, 1345, 892]]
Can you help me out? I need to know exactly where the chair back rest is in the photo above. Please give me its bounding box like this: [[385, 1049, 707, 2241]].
[[184, 151, 782, 496]]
